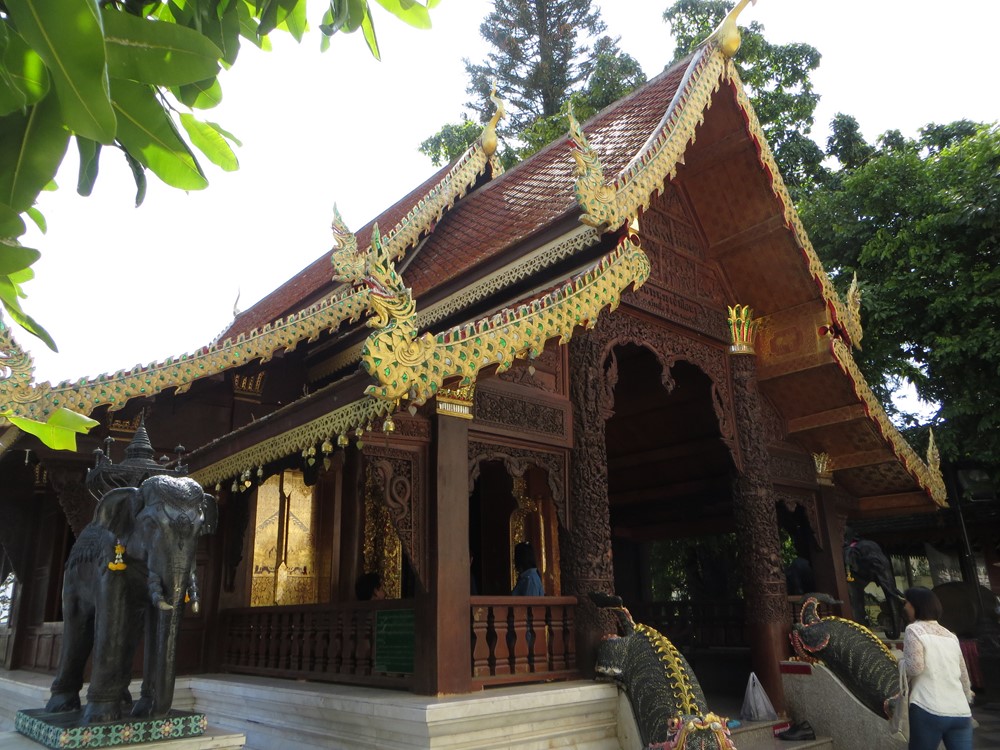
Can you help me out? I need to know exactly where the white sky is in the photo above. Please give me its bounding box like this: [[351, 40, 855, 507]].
[[17, 0, 1000, 384]]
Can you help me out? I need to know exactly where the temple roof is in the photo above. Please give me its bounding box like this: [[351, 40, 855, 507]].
[[0, 27, 946, 517]]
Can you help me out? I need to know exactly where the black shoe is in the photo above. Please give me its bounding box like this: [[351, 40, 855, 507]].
[[777, 721, 816, 741]]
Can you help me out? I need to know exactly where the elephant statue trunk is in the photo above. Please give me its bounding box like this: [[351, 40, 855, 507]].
[[44, 475, 217, 725]]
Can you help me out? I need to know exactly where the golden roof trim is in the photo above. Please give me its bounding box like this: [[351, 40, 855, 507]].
[[191, 235, 650, 489], [310, 224, 601, 381], [0, 106, 507, 425], [190, 396, 392, 489], [0, 289, 370, 422], [361, 234, 651, 406], [571, 45, 728, 231]]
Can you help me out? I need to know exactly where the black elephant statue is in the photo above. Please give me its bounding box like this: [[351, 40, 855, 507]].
[[45, 475, 217, 724], [844, 529, 904, 639]]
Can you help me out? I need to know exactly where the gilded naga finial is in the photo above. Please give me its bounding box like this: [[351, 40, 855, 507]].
[[481, 82, 507, 158], [926, 429, 941, 476], [707, 0, 758, 58], [845, 272, 864, 349], [568, 102, 621, 230]]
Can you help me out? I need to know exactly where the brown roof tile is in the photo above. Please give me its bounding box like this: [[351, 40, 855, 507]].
[[224, 57, 691, 338]]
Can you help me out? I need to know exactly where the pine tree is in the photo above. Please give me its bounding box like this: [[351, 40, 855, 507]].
[[464, 0, 610, 132], [421, 0, 645, 167]]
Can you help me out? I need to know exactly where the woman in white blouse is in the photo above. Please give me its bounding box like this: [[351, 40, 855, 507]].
[[903, 586, 974, 750]]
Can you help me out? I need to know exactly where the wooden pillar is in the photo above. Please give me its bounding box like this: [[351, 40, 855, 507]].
[[729, 349, 789, 716], [563, 335, 617, 676], [413, 404, 471, 694], [813, 486, 852, 618]]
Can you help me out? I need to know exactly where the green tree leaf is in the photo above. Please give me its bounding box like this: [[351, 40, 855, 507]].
[[277, 0, 309, 42], [0, 93, 70, 213], [0, 27, 50, 115], [5, 0, 116, 143], [0, 244, 39, 275], [175, 77, 225, 110], [76, 136, 101, 196], [360, 4, 380, 60], [0, 268, 56, 350], [373, 0, 432, 30], [102, 9, 223, 87], [24, 205, 44, 233], [5, 407, 99, 451], [179, 114, 239, 171], [122, 149, 147, 207], [111, 78, 208, 190], [0, 204, 26, 238]]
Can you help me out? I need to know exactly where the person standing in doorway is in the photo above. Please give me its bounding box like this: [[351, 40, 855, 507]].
[[903, 586, 974, 750], [511, 542, 543, 596]]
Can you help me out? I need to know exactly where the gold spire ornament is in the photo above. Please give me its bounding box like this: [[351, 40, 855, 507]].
[[707, 0, 758, 58], [727, 304, 759, 354]]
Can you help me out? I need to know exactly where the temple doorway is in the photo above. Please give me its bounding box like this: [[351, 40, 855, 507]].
[[604, 345, 741, 648], [469, 460, 559, 596]]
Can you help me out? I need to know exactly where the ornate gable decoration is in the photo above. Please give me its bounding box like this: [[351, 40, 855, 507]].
[[567, 1, 942, 506]]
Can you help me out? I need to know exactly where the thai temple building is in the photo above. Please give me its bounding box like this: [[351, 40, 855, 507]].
[[3, 5, 979, 748]]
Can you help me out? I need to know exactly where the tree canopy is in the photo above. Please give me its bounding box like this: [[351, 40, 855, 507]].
[[420, 0, 645, 167], [0, 0, 439, 350]]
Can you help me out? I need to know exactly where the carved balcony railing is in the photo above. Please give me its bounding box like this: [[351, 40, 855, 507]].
[[218, 600, 414, 689], [218, 596, 579, 692], [470, 595, 578, 688]]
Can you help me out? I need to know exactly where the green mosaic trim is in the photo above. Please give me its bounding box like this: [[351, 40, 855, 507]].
[[15, 708, 207, 749]]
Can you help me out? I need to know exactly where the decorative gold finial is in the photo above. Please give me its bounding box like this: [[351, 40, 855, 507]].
[[707, 0, 758, 58], [812, 452, 834, 486], [481, 82, 507, 157], [845, 272, 864, 349], [926, 429, 941, 476], [727, 304, 759, 354]]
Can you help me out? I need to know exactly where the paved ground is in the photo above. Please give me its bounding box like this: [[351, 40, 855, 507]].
[[972, 700, 1000, 749]]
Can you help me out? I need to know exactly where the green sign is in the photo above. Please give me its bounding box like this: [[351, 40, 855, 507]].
[[374, 608, 415, 674]]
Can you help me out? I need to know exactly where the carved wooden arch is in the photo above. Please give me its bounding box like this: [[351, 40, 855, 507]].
[[467, 440, 568, 530], [587, 309, 740, 470]]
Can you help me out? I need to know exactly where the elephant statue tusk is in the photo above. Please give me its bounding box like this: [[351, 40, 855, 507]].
[[156, 600, 175, 611]]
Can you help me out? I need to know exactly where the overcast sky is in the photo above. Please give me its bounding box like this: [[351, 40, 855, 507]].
[[17, 0, 1000, 384]]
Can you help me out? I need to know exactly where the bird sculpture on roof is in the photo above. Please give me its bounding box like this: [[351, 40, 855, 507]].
[[707, 0, 757, 58]]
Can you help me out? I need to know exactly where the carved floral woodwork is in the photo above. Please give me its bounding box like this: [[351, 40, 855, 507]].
[[729, 353, 787, 626], [365, 447, 426, 589], [47, 467, 94, 538], [473, 386, 567, 443]]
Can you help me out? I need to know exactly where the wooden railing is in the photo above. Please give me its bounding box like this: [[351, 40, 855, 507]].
[[218, 600, 414, 689], [219, 596, 580, 692], [470, 596, 578, 688]]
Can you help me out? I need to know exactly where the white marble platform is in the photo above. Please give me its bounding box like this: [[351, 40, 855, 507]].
[[1, 672, 622, 750]]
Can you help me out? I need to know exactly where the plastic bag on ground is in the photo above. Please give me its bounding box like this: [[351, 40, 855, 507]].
[[740, 671, 779, 722]]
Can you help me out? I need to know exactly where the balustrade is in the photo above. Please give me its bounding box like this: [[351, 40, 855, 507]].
[[218, 601, 411, 689], [469, 596, 578, 688], [220, 596, 579, 692]]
